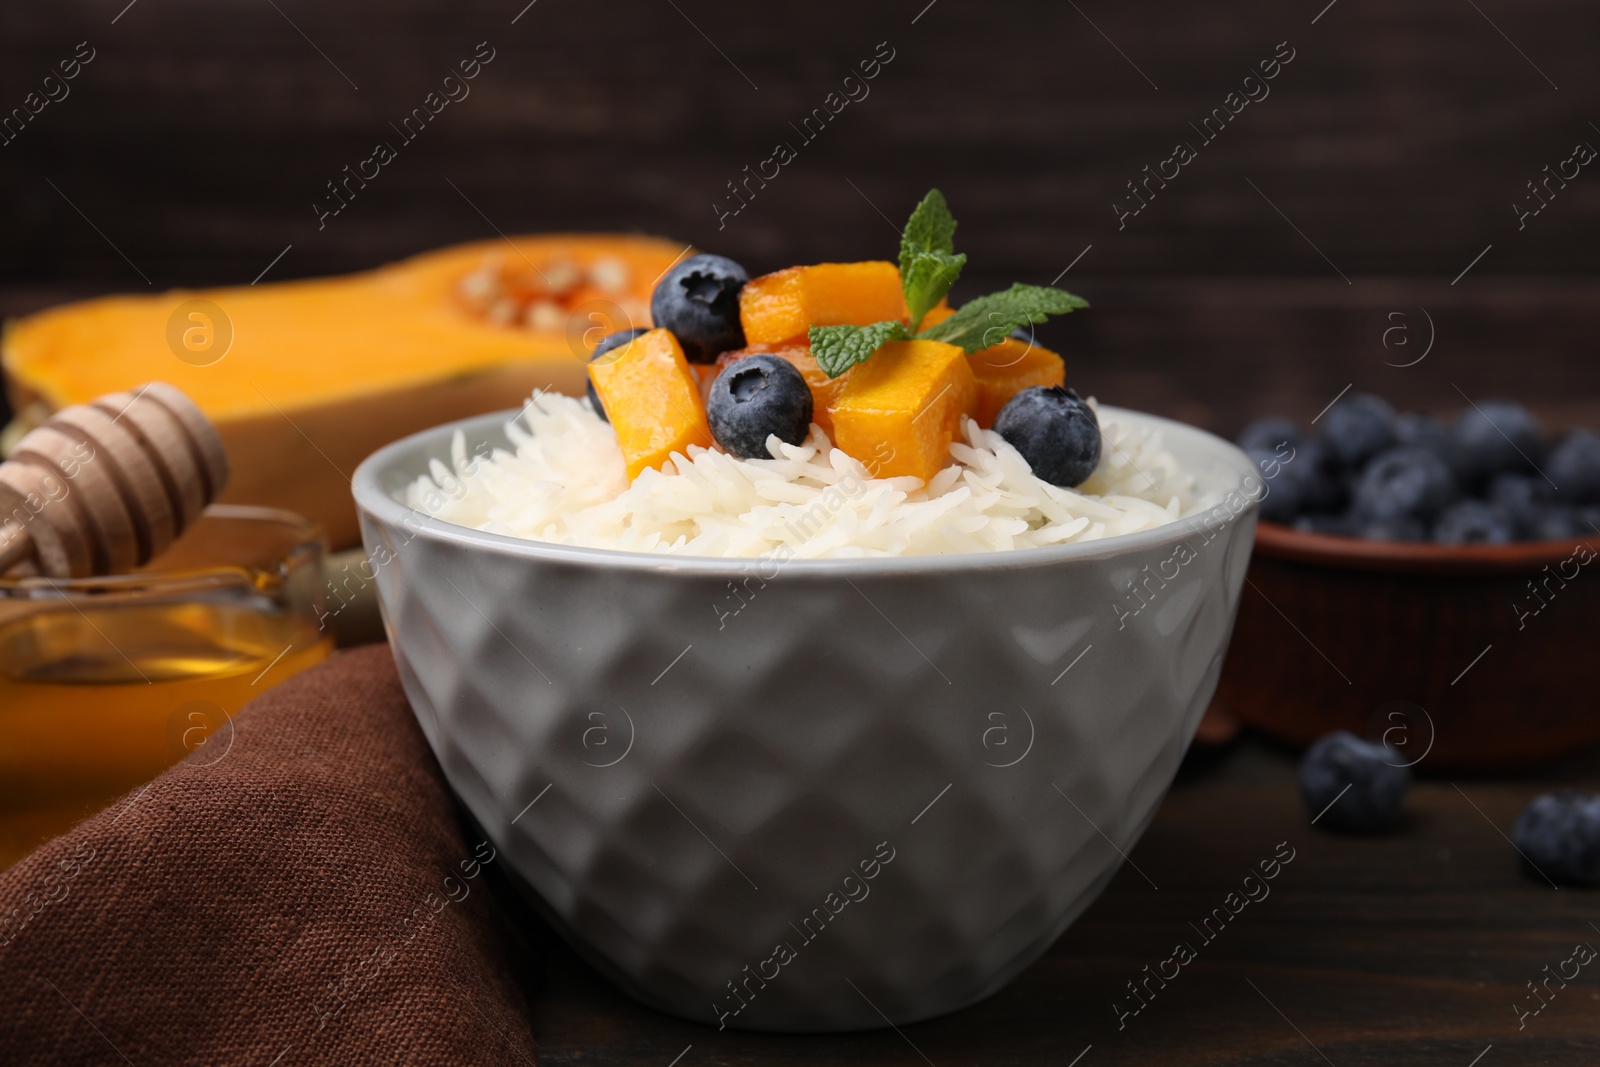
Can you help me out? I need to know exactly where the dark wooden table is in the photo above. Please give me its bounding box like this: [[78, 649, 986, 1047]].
[[510, 736, 1600, 1066], [5, 1, 1598, 1059]]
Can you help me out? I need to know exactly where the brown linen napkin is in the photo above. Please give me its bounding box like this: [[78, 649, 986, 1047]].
[[0, 644, 539, 1066]]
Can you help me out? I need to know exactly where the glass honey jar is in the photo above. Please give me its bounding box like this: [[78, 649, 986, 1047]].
[[0, 505, 332, 869]]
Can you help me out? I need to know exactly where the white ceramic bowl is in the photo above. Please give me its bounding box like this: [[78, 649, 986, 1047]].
[[352, 407, 1258, 1032]]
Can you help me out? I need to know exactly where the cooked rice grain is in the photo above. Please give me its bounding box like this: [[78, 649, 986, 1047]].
[[403, 392, 1214, 557]]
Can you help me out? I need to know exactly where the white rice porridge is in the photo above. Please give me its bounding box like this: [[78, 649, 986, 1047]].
[[403, 392, 1217, 558]]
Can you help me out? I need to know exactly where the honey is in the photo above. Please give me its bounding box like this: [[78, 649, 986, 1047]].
[[0, 505, 332, 871], [0, 599, 330, 869]]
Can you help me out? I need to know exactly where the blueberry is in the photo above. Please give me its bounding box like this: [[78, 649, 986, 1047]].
[[1432, 500, 1515, 544], [1247, 447, 1303, 523], [1397, 412, 1471, 483], [1237, 416, 1305, 455], [1295, 437, 1349, 514], [993, 386, 1102, 488], [1246, 441, 1346, 522], [1244, 435, 1349, 523], [1294, 512, 1354, 536], [1299, 731, 1411, 833], [1321, 393, 1398, 469], [1454, 399, 1544, 484], [1395, 412, 1449, 451], [1548, 428, 1600, 504], [1512, 791, 1600, 885], [591, 327, 648, 362], [650, 253, 749, 363], [1529, 505, 1583, 542], [1352, 446, 1457, 524], [1486, 472, 1551, 537], [706, 354, 813, 459], [1355, 515, 1427, 541], [584, 327, 649, 423]]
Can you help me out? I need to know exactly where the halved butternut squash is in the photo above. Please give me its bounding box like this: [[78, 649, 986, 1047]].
[[828, 340, 977, 482], [739, 262, 906, 345], [588, 329, 713, 479], [968, 339, 1065, 426], [2, 234, 688, 547]]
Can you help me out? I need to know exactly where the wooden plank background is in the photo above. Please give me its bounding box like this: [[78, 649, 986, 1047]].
[[2, 0, 1596, 432], [3, 5, 1598, 1063]]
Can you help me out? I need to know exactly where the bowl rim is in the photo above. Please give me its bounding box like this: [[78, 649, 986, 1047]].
[[351, 404, 1260, 577], [1254, 519, 1595, 575]]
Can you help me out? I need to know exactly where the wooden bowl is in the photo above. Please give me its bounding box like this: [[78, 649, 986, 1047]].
[[1210, 522, 1599, 772]]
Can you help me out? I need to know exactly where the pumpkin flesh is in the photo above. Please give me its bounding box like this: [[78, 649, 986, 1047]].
[[738, 262, 907, 345], [827, 339, 977, 483], [968, 338, 1066, 426], [2, 234, 687, 548], [589, 328, 714, 479]]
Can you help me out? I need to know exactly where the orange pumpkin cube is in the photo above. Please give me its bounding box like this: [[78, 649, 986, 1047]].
[[715, 342, 846, 436], [968, 339, 1065, 426], [827, 340, 978, 482], [739, 262, 906, 344], [588, 328, 714, 479], [691, 362, 720, 406], [918, 301, 956, 329]]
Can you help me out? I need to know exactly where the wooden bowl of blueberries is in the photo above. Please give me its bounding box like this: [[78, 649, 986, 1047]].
[[1211, 393, 1599, 772]]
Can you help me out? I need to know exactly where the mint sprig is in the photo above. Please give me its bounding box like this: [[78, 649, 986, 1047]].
[[899, 189, 966, 331], [916, 284, 1090, 353], [811, 321, 911, 378], [808, 190, 1088, 378]]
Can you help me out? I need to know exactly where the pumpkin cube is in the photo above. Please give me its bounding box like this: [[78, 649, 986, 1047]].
[[692, 362, 720, 406], [827, 340, 977, 482], [715, 342, 846, 436], [917, 300, 955, 329], [968, 339, 1065, 426], [588, 328, 714, 479], [739, 262, 906, 344]]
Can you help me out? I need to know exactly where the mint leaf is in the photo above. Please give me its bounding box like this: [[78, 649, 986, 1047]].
[[916, 283, 1089, 353], [801, 193, 1094, 380], [900, 188, 958, 266], [809, 321, 911, 378], [899, 189, 964, 330], [902, 249, 966, 333]]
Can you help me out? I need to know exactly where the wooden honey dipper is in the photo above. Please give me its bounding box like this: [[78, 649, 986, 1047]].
[[0, 382, 229, 579]]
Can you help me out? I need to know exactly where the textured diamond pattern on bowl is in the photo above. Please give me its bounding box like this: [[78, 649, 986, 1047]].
[[355, 406, 1256, 1032]]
